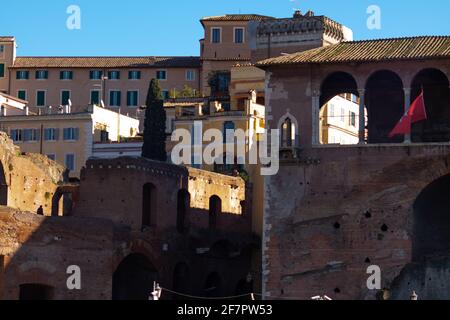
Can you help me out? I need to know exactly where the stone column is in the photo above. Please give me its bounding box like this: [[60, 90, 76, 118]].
[[358, 89, 366, 144], [404, 87, 411, 143], [311, 90, 320, 145]]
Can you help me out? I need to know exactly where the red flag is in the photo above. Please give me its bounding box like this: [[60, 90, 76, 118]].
[[408, 90, 427, 123], [389, 112, 411, 138]]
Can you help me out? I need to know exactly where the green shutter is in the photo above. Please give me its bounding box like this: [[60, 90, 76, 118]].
[[18, 90, 26, 100], [61, 91, 70, 105], [0, 64, 4, 78], [37, 91, 45, 106]]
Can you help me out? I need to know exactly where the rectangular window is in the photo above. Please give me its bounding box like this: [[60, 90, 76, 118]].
[[44, 128, 59, 141], [47, 154, 56, 161], [16, 71, 29, 80], [162, 90, 170, 100], [90, 70, 103, 80], [36, 91, 46, 106], [10, 129, 22, 142], [61, 91, 70, 105], [35, 70, 48, 80], [212, 28, 221, 43], [65, 154, 75, 172], [127, 90, 139, 107], [60, 71, 73, 80], [63, 128, 79, 141], [90, 90, 100, 105], [186, 70, 195, 81], [0, 64, 4, 78], [109, 90, 121, 107], [100, 130, 109, 142], [329, 103, 335, 117], [350, 112, 356, 127], [22, 129, 39, 142], [340, 108, 345, 122], [156, 70, 167, 80], [17, 90, 27, 101], [128, 70, 141, 80], [0, 45, 4, 53], [234, 28, 244, 43], [108, 71, 120, 80]]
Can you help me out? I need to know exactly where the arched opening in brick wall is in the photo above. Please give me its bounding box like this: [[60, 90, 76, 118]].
[[172, 262, 190, 299], [412, 174, 450, 261], [51, 186, 78, 217], [319, 72, 363, 145], [365, 70, 405, 144], [203, 272, 222, 298], [142, 183, 157, 228], [112, 253, 158, 300], [209, 195, 222, 230], [177, 189, 190, 234], [411, 68, 450, 142], [0, 162, 8, 206], [19, 284, 54, 300]]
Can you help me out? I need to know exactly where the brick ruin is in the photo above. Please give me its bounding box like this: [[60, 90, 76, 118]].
[[0, 134, 255, 300]]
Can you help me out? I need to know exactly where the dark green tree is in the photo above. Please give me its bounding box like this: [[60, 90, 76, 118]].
[[142, 79, 167, 161]]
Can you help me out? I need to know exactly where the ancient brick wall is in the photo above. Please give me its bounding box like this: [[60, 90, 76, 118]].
[[263, 144, 450, 300]]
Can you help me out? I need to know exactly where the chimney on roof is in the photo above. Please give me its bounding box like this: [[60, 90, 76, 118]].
[[305, 10, 315, 17], [293, 10, 302, 18]]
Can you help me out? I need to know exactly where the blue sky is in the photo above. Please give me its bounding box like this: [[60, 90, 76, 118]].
[[1, 0, 449, 57]]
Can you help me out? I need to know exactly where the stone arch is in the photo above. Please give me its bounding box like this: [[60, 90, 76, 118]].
[[278, 111, 299, 147], [319, 71, 361, 145], [51, 184, 79, 217], [209, 195, 222, 230], [203, 272, 222, 298], [177, 189, 190, 234], [172, 262, 190, 298], [142, 183, 157, 228], [410, 68, 450, 142], [365, 70, 405, 143], [112, 253, 158, 300]]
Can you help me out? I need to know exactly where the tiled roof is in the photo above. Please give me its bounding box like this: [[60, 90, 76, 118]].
[[256, 36, 450, 67], [11, 56, 201, 69], [201, 14, 274, 24]]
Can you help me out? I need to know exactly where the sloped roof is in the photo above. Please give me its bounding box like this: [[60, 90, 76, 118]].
[[201, 14, 274, 25], [256, 36, 450, 67], [11, 56, 201, 69]]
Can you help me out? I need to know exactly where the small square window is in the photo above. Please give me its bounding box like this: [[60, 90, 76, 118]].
[[156, 70, 167, 80], [90, 70, 103, 80], [129, 71, 141, 80], [212, 28, 221, 43], [35, 70, 48, 80], [108, 71, 120, 80], [16, 71, 29, 80], [60, 71, 73, 80], [186, 70, 195, 81]]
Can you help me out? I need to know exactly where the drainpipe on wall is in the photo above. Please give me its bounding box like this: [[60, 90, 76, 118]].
[[39, 124, 44, 154]]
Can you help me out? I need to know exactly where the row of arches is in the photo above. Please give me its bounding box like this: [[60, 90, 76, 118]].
[[318, 68, 450, 144], [141, 183, 224, 232]]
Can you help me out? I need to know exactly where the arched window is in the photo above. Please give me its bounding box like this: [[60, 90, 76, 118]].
[[209, 195, 222, 230], [177, 190, 190, 233], [142, 183, 156, 228], [280, 117, 297, 147]]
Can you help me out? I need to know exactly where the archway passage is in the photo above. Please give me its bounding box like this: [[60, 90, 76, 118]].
[[365, 70, 405, 143], [0, 162, 7, 206], [209, 196, 222, 230], [142, 183, 156, 228], [19, 284, 54, 300], [173, 263, 190, 299], [319, 72, 362, 145], [203, 272, 222, 298], [177, 190, 190, 234], [411, 68, 450, 142], [112, 253, 158, 300], [413, 174, 450, 261]]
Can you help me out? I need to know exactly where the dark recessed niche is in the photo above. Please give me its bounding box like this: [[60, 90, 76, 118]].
[[334, 222, 341, 229], [334, 288, 341, 294], [365, 257, 371, 264], [381, 224, 389, 232], [365, 211, 372, 218]]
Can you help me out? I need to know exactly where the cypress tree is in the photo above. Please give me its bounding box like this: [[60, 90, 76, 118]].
[[142, 79, 167, 161]]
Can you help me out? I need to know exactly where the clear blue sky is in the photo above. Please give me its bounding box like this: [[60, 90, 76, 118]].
[[1, 0, 449, 57]]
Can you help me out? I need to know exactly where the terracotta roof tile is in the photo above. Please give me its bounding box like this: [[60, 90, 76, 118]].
[[256, 36, 450, 67], [201, 14, 274, 24], [11, 56, 201, 69]]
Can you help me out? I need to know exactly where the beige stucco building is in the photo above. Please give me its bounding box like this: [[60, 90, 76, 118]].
[[0, 105, 139, 178]]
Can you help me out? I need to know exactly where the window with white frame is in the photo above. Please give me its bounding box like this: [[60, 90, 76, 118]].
[[22, 129, 39, 142], [211, 28, 221, 43], [234, 28, 244, 43], [36, 90, 46, 106], [109, 90, 121, 107], [186, 70, 195, 81], [128, 70, 141, 80], [16, 71, 29, 80], [44, 128, 58, 141], [108, 70, 120, 80], [17, 90, 26, 101], [156, 70, 167, 80], [35, 70, 48, 80], [10, 129, 22, 142], [60, 71, 73, 80], [90, 70, 103, 80], [63, 128, 79, 141], [65, 154, 75, 172], [127, 90, 139, 107]]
